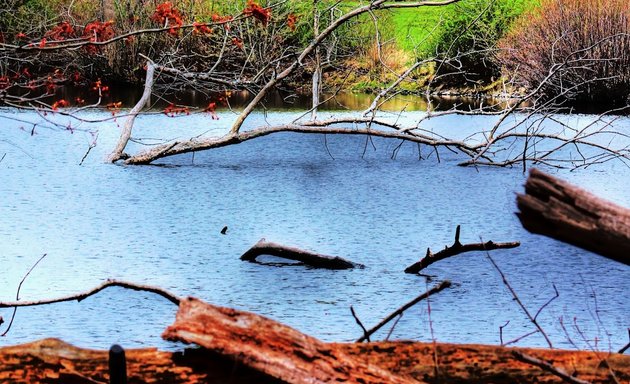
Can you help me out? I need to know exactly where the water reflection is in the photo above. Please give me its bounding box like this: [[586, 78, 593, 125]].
[[48, 84, 514, 112]]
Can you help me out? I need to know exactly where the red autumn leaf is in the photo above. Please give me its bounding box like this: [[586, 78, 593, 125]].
[[243, 0, 272, 25]]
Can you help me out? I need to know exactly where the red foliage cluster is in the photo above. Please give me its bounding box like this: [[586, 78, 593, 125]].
[[212, 14, 233, 30], [46, 21, 75, 40], [205, 102, 219, 119], [243, 0, 271, 25], [287, 13, 297, 31], [83, 20, 115, 53], [232, 37, 243, 49], [152, 2, 184, 35], [51, 99, 69, 111], [15, 32, 28, 40], [106, 101, 122, 115], [163, 103, 190, 117], [91, 79, 110, 93], [192, 22, 212, 35], [0, 76, 10, 90]]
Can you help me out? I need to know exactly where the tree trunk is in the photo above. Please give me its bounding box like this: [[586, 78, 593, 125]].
[[517, 168, 630, 265]]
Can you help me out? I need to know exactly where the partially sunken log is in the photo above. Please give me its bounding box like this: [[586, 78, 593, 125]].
[[240, 238, 363, 269], [163, 297, 414, 384], [405, 226, 520, 274], [517, 168, 630, 265]]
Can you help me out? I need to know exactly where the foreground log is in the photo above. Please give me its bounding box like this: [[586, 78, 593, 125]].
[[404, 226, 520, 274], [240, 238, 364, 269], [517, 168, 630, 265], [163, 297, 413, 383], [2, 336, 629, 384]]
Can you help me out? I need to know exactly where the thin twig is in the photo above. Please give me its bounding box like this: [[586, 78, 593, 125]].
[[356, 280, 451, 342], [350, 306, 370, 342], [486, 251, 554, 348], [512, 351, 592, 384], [1, 253, 48, 336]]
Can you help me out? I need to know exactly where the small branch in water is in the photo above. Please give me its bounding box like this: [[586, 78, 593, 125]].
[[0, 279, 181, 309], [350, 306, 370, 342], [356, 280, 452, 342], [240, 238, 363, 270], [486, 252, 554, 348], [619, 329, 630, 354], [404, 225, 520, 274], [512, 350, 592, 384], [1, 253, 48, 336]]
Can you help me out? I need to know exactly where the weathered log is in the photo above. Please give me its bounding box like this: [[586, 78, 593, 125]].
[[2, 336, 629, 384], [240, 238, 363, 269], [0, 338, 281, 384], [404, 226, 520, 274], [163, 297, 415, 383], [517, 168, 630, 265]]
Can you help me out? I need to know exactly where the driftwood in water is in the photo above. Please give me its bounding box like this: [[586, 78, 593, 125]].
[[240, 238, 363, 269], [404, 226, 520, 274], [517, 168, 630, 265], [2, 334, 629, 384]]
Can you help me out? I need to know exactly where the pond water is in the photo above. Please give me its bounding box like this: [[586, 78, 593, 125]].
[[0, 100, 628, 353]]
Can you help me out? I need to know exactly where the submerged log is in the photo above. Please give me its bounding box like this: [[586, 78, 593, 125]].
[[240, 238, 363, 269], [404, 226, 520, 274], [517, 168, 630, 265]]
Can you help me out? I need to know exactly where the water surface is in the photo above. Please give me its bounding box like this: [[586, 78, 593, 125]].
[[0, 106, 628, 352]]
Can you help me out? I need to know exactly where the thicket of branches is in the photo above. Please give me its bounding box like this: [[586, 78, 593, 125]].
[[497, 0, 630, 105]]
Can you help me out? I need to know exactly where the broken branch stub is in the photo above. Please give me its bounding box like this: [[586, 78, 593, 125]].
[[404, 226, 520, 274], [240, 238, 363, 269], [163, 297, 415, 384], [517, 168, 630, 265]]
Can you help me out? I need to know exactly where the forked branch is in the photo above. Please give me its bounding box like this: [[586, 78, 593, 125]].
[[404, 225, 520, 274]]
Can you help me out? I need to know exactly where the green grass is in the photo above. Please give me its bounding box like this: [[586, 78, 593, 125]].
[[387, 5, 457, 54]]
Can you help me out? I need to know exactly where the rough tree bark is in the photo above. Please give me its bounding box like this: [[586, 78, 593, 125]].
[[164, 297, 415, 384], [517, 168, 630, 265], [240, 238, 363, 269]]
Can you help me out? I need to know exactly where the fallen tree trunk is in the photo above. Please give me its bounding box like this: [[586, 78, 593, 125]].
[[517, 168, 630, 265], [404, 226, 520, 274], [240, 238, 363, 269], [2, 335, 628, 383], [163, 297, 414, 384]]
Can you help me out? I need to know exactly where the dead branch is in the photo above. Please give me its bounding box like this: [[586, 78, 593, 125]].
[[486, 252, 555, 348], [240, 238, 363, 269], [404, 226, 520, 274], [108, 59, 156, 163], [0, 279, 181, 308], [619, 329, 630, 354], [356, 280, 452, 342], [1, 253, 47, 336], [512, 350, 592, 384], [517, 168, 630, 265], [163, 297, 415, 384]]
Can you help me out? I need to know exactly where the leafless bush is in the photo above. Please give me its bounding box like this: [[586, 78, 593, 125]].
[[497, 0, 630, 105]]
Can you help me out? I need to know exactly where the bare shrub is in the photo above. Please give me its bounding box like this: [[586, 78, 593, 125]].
[[497, 0, 630, 105]]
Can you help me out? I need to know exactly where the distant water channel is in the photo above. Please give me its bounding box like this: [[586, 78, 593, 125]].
[[0, 94, 628, 352]]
